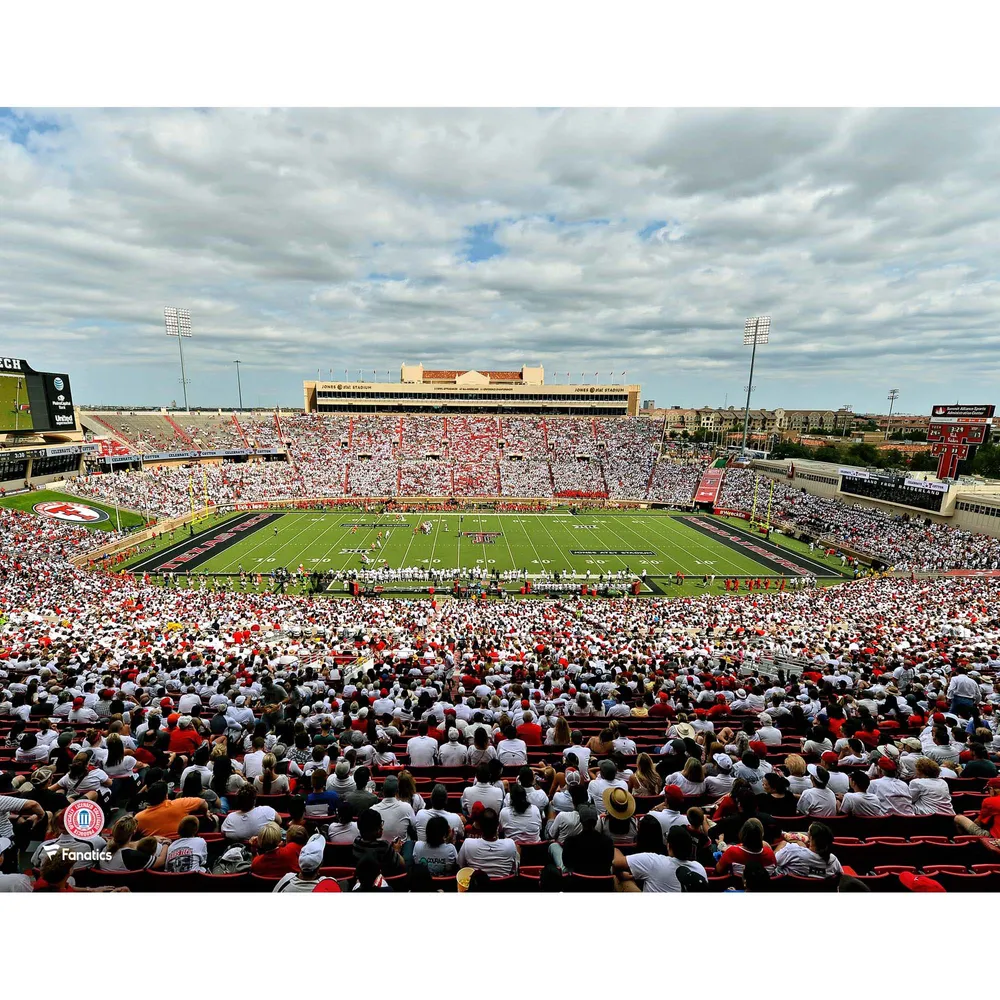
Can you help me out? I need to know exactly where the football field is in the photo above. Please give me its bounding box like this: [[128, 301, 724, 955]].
[[125, 509, 849, 593]]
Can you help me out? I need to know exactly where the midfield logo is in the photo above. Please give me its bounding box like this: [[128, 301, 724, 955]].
[[463, 532, 502, 544]]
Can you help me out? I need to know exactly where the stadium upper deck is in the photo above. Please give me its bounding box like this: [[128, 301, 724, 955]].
[[304, 364, 641, 417]]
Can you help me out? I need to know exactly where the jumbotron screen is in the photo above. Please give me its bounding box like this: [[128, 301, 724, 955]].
[[0, 356, 75, 433]]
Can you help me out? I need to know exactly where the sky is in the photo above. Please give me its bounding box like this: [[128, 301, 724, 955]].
[[1, 107, 999, 415]]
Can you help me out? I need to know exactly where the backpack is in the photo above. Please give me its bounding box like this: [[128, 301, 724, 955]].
[[211, 844, 253, 874], [676, 863, 709, 893]]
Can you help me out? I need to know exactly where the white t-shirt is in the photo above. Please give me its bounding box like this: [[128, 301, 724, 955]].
[[548, 810, 583, 844], [797, 787, 838, 817], [0, 873, 32, 892], [909, 778, 955, 816], [646, 809, 688, 839], [412, 841, 459, 876], [414, 807, 465, 842], [221, 805, 278, 840], [563, 745, 591, 772], [774, 842, 843, 879], [165, 837, 209, 872], [498, 804, 542, 843], [438, 742, 469, 766], [372, 798, 416, 841], [406, 735, 439, 766], [869, 776, 915, 816], [839, 791, 888, 817], [587, 776, 628, 807], [242, 750, 266, 780], [460, 782, 504, 815], [627, 853, 708, 892], [457, 837, 519, 877], [0, 795, 28, 840], [496, 739, 528, 765], [663, 773, 706, 796], [326, 821, 360, 844]]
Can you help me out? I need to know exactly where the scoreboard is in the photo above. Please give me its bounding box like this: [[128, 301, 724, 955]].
[[927, 403, 994, 479], [0, 357, 76, 433]]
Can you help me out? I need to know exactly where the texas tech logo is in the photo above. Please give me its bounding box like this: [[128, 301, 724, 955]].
[[33, 500, 110, 524], [463, 531, 502, 544]]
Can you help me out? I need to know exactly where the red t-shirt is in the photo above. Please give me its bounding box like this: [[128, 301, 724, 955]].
[[251, 843, 302, 878], [167, 728, 204, 755], [977, 796, 1000, 837], [716, 844, 777, 876], [516, 723, 543, 746]]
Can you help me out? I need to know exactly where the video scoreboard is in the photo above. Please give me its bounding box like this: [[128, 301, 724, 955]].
[[0, 357, 76, 434]]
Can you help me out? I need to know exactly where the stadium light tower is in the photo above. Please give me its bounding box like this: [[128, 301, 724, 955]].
[[234, 360, 244, 410], [740, 316, 770, 455], [164, 307, 192, 410], [885, 388, 900, 441]]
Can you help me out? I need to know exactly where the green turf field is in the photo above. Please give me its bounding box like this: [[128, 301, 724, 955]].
[[0, 488, 148, 532], [126, 509, 849, 592], [0, 373, 33, 432]]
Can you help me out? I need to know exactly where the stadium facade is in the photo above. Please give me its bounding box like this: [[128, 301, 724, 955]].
[[304, 364, 641, 417]]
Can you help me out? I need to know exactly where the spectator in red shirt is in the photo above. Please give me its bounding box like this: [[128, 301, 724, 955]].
[[648, 693, 674, 719], [956, 777, 1000, 838], [167, 717, 204, 755], [251, 822, 308, 877], [715, 818, 777, 877], [516, 711, 543, 746], [426, 715, 446, 743]]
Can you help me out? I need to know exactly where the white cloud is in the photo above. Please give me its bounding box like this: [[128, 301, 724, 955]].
[[1, 108, 998, 412]]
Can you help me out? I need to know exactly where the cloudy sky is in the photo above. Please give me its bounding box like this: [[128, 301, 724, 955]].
[[1, 107, 998, 415]]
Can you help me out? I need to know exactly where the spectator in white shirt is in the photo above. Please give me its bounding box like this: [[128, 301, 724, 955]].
[[753, 713, 782, 747], [664, 757, 707, 797], [221, 786, 279, 841], [242, 738, 267, 781], [496, 726, 528, 766], [838, 772, 889, 817], [588, 759, 628, 808], [415, 784, 466, 842], [457, 808, 519, 877], [797, 765, 838, 817], [704, 753, 734, 796], [869, 757, 915, 816], [371, 776, 416, 842], [499, 784, 543, 844], [406, 722, 439, 767], [437, 729, 469, 766], [909, 758, 956, 815], [461, 764, 505, 817]]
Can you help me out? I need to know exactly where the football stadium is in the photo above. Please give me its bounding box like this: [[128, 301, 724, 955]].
[[3, 105, 1000, 902], [2, 358, 1000, 897]]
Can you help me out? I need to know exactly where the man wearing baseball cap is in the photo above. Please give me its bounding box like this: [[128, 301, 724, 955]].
[[955, 777, 1000, 838], [870, 756, 915, 816], [648, 785, 688, 839]]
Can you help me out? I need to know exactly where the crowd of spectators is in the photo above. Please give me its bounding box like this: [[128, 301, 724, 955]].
[[3, 493, 1000, 893], [720, 469, 1000, 572]]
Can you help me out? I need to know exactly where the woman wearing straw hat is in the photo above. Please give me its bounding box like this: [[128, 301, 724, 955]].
[[598, 787, 638, 843]]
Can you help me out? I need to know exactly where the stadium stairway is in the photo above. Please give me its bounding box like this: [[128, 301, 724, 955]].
[[164, 414, 196, 449], [81, 412, 137, 450], [230, 413, 250, 448]]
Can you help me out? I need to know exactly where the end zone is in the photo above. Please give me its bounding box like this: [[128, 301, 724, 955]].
[[128, 512, 283, 574]]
